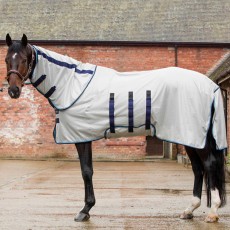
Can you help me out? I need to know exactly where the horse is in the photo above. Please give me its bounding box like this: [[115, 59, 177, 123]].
[[5, 34, 227, 223]]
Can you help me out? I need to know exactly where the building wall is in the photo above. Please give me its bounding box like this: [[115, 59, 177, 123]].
[[226, 87, 230, 151], [227, 87, 230, 150], [0, 44, 228, 159]]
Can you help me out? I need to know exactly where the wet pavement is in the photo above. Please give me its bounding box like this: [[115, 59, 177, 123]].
[[0, 159, 230, 230]]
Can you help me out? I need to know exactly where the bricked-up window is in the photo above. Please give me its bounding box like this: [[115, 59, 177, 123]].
[[146, 136, 163, 156]]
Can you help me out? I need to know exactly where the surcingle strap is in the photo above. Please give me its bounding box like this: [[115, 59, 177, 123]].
[[128, 92, 134, 132], [55, 110, 59, 123], [44, 86, 56, 98], [145, 90, 151, 130], [109, 93, 115, 133], [32, 74, 46, 87]]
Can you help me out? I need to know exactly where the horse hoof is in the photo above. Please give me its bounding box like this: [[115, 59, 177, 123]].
[[74, 212, 90, 222], [205, 214, 219, 223], [180, 212, 193, 219]]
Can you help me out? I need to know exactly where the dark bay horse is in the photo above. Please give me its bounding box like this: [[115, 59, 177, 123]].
[[5, 34, 226, 223]]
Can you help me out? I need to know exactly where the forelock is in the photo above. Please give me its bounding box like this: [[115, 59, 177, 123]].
[[8, 41, 23, 53]]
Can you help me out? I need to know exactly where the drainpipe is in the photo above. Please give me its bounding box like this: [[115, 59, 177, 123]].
[[174, 45, 178, 67]]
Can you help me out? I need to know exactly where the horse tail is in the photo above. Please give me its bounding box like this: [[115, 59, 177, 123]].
[[204, 104, 226, 208], [204, 149, 226, 207]]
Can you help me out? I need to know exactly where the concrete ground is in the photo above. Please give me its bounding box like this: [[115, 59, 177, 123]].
[[0, 160, 230, 230]]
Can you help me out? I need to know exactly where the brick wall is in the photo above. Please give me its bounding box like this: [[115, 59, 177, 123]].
[[0, 44, 228, 159]]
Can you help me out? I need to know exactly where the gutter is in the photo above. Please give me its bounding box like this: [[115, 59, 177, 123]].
[[217, 73, 230, 85]]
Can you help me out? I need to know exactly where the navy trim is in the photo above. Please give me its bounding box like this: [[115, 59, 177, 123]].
[[58, 65, 96, 110], [32, 66, 97, 111], [145, 90, 151, 130], [54, 117, 227, 150], [102, 123, 227, 150], [109, 93, 115, 133], [214, 87, 220, 93], [45, 86, 56, 98], [36, 49, 94, 75], [104, 124, 153, 139], [48, 98, 55, 108], [128, 92, 134, 132], [32, 74, 46, 87]]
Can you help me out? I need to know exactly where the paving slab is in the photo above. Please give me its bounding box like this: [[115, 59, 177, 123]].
[[0, 160, 229, 230]]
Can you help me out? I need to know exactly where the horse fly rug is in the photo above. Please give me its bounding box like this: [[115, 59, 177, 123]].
[[30, 45, 227, 150]]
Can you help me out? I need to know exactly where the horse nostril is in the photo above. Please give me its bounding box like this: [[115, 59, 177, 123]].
[[8, 88, 14, 98], [15, 87, 20, 98]]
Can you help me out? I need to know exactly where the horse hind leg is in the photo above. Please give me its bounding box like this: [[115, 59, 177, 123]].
[[202, 148, 226, 223], [200, 103, 227, 223], [204, 189, 221, 223], [180, 146, 203, 220]]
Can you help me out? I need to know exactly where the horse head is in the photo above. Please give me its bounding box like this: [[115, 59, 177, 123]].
[[5, 34, 35, 98]]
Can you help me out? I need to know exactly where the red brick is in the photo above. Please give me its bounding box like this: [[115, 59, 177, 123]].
[[0, 45, 229, 158]]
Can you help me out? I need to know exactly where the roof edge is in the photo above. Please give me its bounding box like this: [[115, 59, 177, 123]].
[[207, 52, 230, 83], [0, 40, 230, 47]]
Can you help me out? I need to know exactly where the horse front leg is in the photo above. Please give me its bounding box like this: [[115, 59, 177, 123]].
[[180, 147, 203, 220], [74, 142, 95, 222]]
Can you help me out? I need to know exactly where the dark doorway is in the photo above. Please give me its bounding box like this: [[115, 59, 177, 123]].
[[146, 136, 164, 157]]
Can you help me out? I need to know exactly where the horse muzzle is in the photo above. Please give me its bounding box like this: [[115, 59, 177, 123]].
[[8, 85, 21, 99]]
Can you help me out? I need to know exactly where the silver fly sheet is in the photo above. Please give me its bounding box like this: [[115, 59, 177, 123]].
[[30, 46, 227, 150]]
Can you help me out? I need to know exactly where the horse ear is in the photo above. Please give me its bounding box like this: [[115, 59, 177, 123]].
[[6, 33, 13, 47], [21, 34, 28, 47]]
